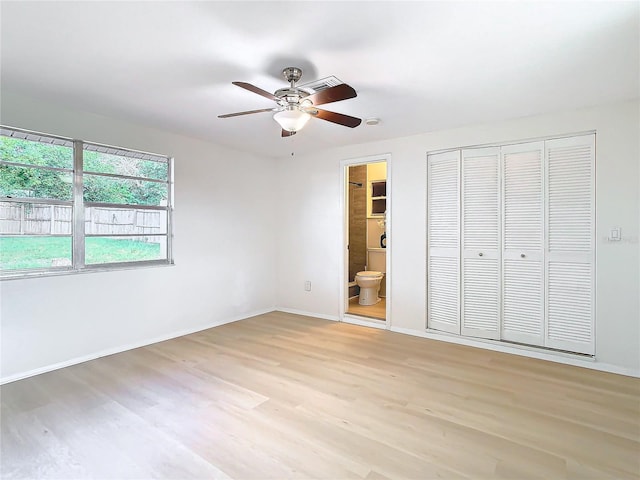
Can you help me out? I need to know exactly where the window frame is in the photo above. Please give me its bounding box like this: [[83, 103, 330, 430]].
[[1, 126, 174, 279]]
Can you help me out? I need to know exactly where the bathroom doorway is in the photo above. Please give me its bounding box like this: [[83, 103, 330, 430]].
[[341, 155, 390, 326]]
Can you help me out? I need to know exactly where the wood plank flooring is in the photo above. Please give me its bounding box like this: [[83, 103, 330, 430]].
[[1, 311, 639, 479], [347, 297, 386, 320]]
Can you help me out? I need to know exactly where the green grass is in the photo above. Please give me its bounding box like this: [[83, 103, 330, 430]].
[[0, 236, 161, 270], [0, 236, 71, 270]]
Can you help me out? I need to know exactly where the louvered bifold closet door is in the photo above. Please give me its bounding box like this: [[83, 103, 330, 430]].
[[545, 135, 595, 354], [427, 150, 460, 334], [461, 147, 500, 339], [501, 142, 545, 346]]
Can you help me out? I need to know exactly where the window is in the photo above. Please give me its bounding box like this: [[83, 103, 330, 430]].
[[0, 126, 173, 277]]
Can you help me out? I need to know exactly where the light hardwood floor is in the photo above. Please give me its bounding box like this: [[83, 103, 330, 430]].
[[347, 297, 386, 320], [1, 311, 639, 479]]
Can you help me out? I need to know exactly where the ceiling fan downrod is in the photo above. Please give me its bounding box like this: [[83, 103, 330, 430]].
[[282, 66, 303, 87]]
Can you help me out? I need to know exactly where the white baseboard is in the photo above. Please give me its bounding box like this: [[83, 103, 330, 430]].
[[5, 307, 636, 384], [275, 307, 339, 322], [0, 307, 276, 385], [390, 326, 640, 378]]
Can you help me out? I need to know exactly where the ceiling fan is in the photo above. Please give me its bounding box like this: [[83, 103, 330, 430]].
[[218, 67, 362, 137]]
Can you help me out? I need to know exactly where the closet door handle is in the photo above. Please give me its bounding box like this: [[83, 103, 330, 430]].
[[521, 253, 526, 258], [478, 252, 483, 257]]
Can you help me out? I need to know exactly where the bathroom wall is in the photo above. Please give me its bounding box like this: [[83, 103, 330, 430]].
[[366, 162, 387, 296], [366, 161, 387, 249], [367, 219, 386, 250], [367, 217, 386, 297], [275, 99, 640, 377], [366, 162, 387, 217], [348, 165, 367, 281]]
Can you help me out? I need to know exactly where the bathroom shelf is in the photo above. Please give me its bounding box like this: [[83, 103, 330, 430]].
[[370, 180, 387, 216], [371, 181, 386, 197], [371, 198, 386, 215]]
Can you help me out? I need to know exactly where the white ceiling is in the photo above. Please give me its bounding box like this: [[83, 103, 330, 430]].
[[1, 1, 638, 158]]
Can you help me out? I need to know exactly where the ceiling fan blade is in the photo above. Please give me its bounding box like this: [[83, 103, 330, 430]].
[[232, 81, 279, 101], [305, 84, 357, 106], [218, 108, 276, 118], [281, 129, 296, 137], [309, 108, 362, 128]]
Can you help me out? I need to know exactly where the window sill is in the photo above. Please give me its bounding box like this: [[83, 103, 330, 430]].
[[0, 260, 175, 281]]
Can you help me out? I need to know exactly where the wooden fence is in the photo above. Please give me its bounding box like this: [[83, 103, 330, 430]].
[[0, 203, 165, 237]]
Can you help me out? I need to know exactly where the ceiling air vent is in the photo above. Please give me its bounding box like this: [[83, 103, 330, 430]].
[[298, 75, 343, 94]]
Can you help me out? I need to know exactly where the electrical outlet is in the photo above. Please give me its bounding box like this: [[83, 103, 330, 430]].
[[304, 281, 312, 292], [609, 227, 621, 241]]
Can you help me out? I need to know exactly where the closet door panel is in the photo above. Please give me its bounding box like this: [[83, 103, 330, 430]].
[[545, 134, 595, 354], [547, 262, 593, 348], [502, 256, 544, 344], [462, 253, 500, 338], [503, 145, 544, 251], [461, 148, 500, 339], [501, 142, 545, 346], [429, 256, 460, 332], [427, 150, 460, 334]]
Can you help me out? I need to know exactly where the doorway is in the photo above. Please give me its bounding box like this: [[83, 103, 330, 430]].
[[341, 155, 390, 326]]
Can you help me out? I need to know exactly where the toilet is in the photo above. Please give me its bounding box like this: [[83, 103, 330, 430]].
[[355, 270, 384, 305]]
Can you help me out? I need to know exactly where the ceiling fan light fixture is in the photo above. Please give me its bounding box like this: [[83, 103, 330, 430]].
[[273, 108, 311, 132], [220, 67, 361, 137]]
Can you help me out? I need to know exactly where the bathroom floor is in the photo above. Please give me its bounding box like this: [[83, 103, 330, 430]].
[[347, 297, 386, 320]]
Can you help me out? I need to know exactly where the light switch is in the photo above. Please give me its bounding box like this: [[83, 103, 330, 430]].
[[609, 227, 621, 241]]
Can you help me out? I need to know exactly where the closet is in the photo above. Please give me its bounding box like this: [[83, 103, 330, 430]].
[[427, 134, 595, 355]]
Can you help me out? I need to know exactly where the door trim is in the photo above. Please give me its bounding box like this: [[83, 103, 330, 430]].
[[340, 153, 392, 328]]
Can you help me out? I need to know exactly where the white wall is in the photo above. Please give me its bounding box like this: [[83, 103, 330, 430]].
[[0, 92, 277, 382], [2, 94, 637, 381], [275, 100, 640, 376]]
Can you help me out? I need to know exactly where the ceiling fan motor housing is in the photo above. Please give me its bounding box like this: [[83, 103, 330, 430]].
[[275, 87, 310, 107], [277, 67, 310, 107]]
